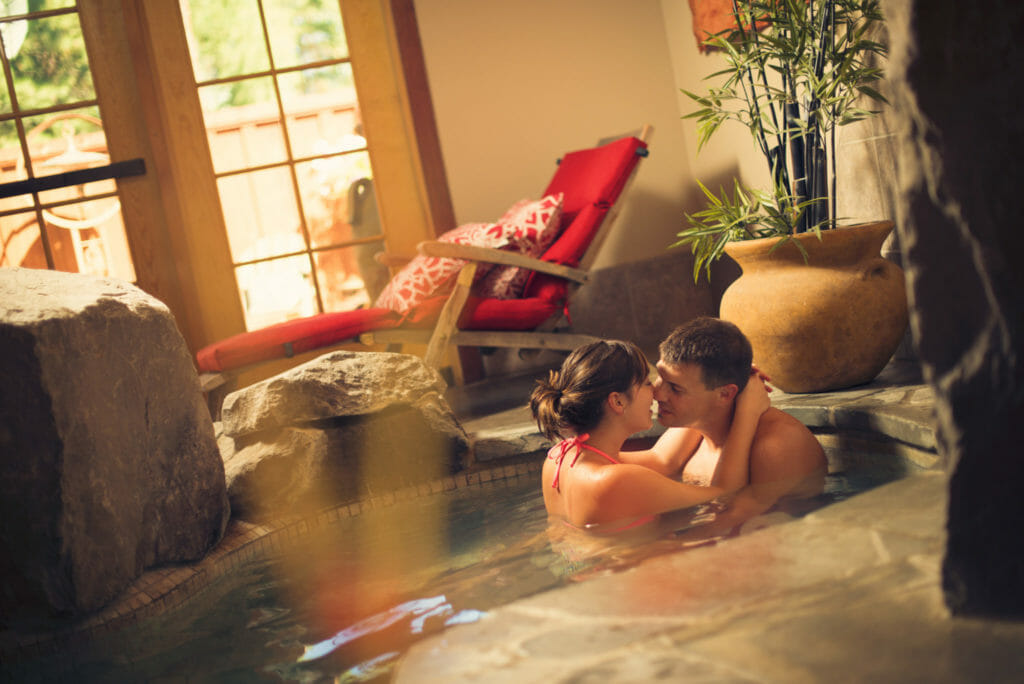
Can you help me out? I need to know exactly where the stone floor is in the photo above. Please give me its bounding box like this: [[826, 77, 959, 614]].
[[392, 361, 1024, 683]]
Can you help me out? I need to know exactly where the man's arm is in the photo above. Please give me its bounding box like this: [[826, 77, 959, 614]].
[[616, 427, 702, 477]]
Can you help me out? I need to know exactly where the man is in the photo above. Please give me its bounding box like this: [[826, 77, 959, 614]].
[[619, 316, 826, 534]]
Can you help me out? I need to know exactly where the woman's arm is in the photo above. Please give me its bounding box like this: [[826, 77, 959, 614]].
[[616, 427, 702, 476], [586, 464, 730, 524], [711, 375, 771, 491]]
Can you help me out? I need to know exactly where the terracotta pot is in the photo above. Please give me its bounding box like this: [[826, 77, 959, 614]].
[[720, 220, 908, 393]]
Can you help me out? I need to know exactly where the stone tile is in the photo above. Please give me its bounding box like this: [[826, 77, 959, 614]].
[[802, 472, 948, 539], [778, 403, 833, 428], [547, 646, 763, 684], [674, 567, 953, 683], [817, 432, 940, 477]]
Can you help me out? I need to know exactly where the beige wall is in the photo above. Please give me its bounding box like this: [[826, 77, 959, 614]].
[[414, 0, 894, 274], [661, 0, 770, 205], [662, 0, 895, 228], [414, 0, 731, 270]]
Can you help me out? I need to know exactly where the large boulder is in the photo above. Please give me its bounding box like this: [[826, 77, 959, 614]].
[[221, 350, 448, 437], [219, 351, 468, 520], [0, 268, 229, 625]]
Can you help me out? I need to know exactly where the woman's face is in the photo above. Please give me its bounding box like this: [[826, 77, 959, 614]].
[[624, 374, 655, 433]]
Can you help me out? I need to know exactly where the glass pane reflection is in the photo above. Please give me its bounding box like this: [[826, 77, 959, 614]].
[[295, 151, 375, 249], [0, 208, 40, 268], [43, 197, 135, 281], [181, 0, 269, 82], [199, 77, 286, 174], [263, 0, 347, 69], [0, 118, 25, 184], [0, 1, 74, 18], [314, 244, 388, 314], [217, 166, 302, 263], [236, 253, 317, 330], [279, 64, 357, 159], [10, 12, 95, 110]]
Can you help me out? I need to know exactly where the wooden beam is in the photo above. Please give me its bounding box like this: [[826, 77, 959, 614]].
[[118, 0, 246, 351], [342, 0, 455, 258], [417, 241, 589, 283]]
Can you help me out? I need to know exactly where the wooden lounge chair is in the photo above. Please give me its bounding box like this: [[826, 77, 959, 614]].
[[196, 128, 650, 399]]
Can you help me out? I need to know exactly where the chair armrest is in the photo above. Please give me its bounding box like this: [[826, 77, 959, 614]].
[[417, 241, 588, 284], [374, 252, 413, 267]]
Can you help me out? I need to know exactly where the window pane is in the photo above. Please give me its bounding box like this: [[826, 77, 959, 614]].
[[181, 0, 269, 82], [0, 1, 74, 18], [295, 151, 375, 249], [10, 12, 95, 110], [21, 108, 113, 205], [236, 254, 317, 330], [0, 118, 26, 185], [0, 191, 31, 216], [263, 0, 347, 69], [0, 208, 40, 268], [0, 20, 26, 106], [42, 197, 135, 280], [314, 244, 388, 313], [217, 166, 302, 262], [279, 64, 357, 159], [199, 77, 286, 173]]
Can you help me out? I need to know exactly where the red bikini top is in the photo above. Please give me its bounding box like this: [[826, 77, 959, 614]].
[[549, 433, 619, 491]]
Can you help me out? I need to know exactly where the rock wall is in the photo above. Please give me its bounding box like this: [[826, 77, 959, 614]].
[[218, 351, 469, 520], [0, 269, 229, 625], [884, 1, 1024, 616]]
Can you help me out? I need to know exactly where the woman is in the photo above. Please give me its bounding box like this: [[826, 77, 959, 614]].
[[529, 339, 768, 530]]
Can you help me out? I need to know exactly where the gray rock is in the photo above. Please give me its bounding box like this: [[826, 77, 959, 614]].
[[0, 268, 228, 624], [224, 393, 468, 521], [221, 350, 447, 438], [224, 426, 330, 519]]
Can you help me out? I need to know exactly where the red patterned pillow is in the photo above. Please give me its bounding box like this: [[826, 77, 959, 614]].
[[375, 221, 519, 315], [474, 193, 564, 299]]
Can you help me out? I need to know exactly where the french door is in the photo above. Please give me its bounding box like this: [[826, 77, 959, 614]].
[[180, 0, 390, 331]]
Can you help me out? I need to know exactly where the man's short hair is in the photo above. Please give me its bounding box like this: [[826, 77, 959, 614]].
[[659, 317, 752, 391]]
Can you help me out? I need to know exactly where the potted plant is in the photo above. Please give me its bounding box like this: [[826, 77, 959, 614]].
[[675, 0, 907, 393]]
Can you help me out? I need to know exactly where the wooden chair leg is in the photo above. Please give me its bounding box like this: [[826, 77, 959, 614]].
[[424, 262, 477, 374]]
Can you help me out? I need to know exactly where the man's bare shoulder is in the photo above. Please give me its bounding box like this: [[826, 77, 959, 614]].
[[756, 407, 818, 441], [749, 407, 827, 484]]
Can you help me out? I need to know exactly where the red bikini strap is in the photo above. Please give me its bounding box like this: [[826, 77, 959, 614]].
[[549, 433, 619, 491]]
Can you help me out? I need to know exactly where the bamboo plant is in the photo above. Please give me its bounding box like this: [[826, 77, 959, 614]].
[[675, 0, 888, 281]]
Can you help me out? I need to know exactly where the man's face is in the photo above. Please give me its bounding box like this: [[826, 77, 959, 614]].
[[653, 360, 720, 428]]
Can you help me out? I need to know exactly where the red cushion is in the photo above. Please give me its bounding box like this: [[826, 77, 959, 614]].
[[543, 136, 646, 217], [196, 307, 400, 372], [405, 293, 563, 331], [473, 193, 564, 299], [374, 221, 517, 315]]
